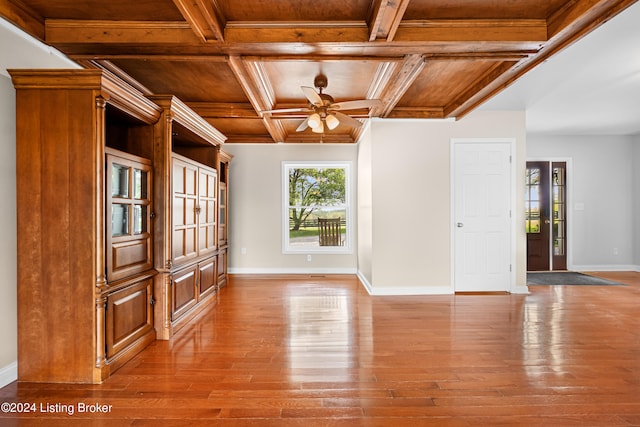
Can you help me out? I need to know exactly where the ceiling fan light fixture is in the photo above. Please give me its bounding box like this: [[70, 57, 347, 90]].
[[307, 113, 322, 129], [311, 122, 324, 133], [326, 114, 340, 130]]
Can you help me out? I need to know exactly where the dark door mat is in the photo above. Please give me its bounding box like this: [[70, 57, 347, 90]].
[[527, 271, 626, 286]]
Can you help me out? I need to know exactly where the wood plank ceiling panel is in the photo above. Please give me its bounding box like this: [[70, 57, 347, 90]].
[[107, 59, 248, 103], [398, 60, 512, 108], [16, 0, 184, 21], [403, 0, 569, 20], [217, 0, 373, 21]]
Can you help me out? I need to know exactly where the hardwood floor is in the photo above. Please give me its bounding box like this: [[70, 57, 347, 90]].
[[2, 272, 640, 426]]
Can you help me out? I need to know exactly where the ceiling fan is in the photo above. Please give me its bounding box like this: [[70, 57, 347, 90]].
[[261, 74, 382, 134]]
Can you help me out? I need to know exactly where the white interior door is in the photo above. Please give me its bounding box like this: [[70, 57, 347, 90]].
[[453, 141, 512, 292]]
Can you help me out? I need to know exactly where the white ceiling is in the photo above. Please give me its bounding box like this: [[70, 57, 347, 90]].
[[479, 1, 640, 136]]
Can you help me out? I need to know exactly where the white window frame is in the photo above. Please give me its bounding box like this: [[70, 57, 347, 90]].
[[282, 161, 353, 254]]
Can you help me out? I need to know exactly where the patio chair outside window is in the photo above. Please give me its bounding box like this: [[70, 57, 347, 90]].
[[318, 217, 343, 246]]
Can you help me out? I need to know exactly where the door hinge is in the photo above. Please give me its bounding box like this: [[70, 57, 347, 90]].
[[150, 296, 156, 305]]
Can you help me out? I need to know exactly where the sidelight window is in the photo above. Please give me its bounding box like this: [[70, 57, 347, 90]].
[[552, 164, 566, 256], [525, 167, 541, 233]]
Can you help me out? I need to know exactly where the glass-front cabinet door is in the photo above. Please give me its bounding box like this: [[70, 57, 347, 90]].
[[106, 149, 153, 282]]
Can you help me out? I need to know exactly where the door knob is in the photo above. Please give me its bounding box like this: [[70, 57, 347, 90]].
[[457, 222, 464, 228]]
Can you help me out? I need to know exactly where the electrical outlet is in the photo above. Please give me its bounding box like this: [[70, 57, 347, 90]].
[[307, 254, 312, 262], [613, 248, 619, 255], [241, 247, 247, 255]]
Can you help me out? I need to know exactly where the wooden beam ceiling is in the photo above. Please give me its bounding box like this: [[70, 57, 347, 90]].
[[1, 0, 637, 143]]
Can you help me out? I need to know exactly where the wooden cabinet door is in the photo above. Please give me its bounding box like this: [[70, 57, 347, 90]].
[[218, 182, 227, 246], [106, 277, 154, 359], [198, 167, 218, 255], [171, 265, 198, 320], [217, 249, 227, 286], [172, 158, 198, 264], [198, 258, 217, 297], [106, 150, 153, 282]]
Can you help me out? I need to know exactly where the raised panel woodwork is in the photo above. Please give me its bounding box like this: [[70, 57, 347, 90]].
[[217, 248, 228, 288], [106, 277, 155, 359], [199, 258, 217, 296], [112, 240, 149, 271], [172, 154, 217, 265], [171, 265, 198, 320], [172, 157, 199, 264], [198, 166, 218, 255]]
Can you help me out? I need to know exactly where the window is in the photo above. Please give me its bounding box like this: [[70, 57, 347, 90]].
[[282, 162, 352, 253], [525, 167, 541, 233]]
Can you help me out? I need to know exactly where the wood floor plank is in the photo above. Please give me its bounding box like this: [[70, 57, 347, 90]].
[[2, 272, 640, 425]]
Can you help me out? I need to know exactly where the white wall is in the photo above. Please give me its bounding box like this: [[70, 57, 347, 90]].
[[224, 111, 527, 294], [356, 124, 374, 286], [362, 111, 527, 294], [0, 18, 80, 387], [528, 135, 636, 270], [635, 135, 640, 267], [0, 70, 18, 387], [222, 143, 359, 274]]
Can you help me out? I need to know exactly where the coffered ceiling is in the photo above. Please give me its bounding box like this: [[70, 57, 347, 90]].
[[1, 0, 637, 143]]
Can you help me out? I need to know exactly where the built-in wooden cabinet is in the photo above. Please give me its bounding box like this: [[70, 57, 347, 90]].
[[10, 69, 162, 383], [11, 70, 230, 383], [217, 151, 232, 287], [148, 95, 228, 339]]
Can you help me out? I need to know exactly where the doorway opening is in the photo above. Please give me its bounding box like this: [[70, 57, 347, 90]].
[[526, 161, 567, 271]]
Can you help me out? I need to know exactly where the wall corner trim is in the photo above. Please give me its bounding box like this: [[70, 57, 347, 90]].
[[0, 361, 17, 388]]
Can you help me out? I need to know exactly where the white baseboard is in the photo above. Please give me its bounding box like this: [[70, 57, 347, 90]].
[[510, 285, 531, 294], [356, 271, 372, 294], [356, 271, 454, 295], [228, 270, 535, 295], [0, 361, 17, 388], [228, 267, 358, 275], [571, 264, 638, 272], [368, 285, 454, 296]]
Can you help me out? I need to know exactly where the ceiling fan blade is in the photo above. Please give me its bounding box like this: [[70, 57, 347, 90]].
[[330, 99, 382, 110], [260, 107, 311, 114], [333, 111, 363, 128], [296, 117, 310, 132], [301, 86, 323, 106]]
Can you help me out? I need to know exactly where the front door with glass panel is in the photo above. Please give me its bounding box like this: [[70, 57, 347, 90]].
[[526, 161, 567, 271]]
